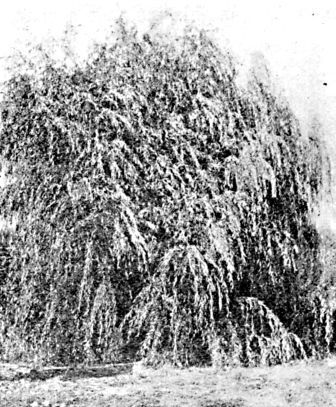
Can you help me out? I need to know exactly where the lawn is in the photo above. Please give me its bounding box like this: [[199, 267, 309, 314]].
[[1, 356, 336, 406]]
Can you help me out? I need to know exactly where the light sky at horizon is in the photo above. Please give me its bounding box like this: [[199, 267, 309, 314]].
[[0, 0, 336, 227]]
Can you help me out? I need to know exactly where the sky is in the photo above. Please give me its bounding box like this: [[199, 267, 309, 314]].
[[0, 0, 335, 228], [0, 0, 333, 133]]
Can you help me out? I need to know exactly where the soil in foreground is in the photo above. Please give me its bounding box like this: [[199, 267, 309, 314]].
[[1, 357, 336, 407]]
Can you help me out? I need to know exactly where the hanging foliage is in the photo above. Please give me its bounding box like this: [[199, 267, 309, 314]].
[[0, 18, 330, 366]]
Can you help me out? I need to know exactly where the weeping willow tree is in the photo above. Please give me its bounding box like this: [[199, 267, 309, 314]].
[[0, 18, 331, 366]]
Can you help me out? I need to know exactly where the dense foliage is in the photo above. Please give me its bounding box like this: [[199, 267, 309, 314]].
[[0, 19, 331, 366]]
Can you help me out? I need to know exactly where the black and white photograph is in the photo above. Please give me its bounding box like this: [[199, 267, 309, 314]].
[[0, 1, 335, 406]]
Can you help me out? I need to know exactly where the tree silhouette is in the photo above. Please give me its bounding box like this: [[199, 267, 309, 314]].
[[0, 19, 330, 366]]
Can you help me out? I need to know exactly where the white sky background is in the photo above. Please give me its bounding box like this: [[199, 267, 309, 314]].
[[0, 0, 335, 228]]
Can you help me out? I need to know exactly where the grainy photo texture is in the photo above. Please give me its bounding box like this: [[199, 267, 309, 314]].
[[0, 2, 335, 406]]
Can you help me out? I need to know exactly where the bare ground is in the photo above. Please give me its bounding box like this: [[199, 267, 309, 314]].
[[1, 357, 336, 407]]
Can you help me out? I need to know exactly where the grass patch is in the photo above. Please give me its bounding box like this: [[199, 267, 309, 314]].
[[1, 356, 336, 406]]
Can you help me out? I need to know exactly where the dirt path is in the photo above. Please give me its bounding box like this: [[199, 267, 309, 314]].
[[1, 358, 336, 406]]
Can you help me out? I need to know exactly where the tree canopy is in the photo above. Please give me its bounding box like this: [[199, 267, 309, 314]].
[[0, 19, 331, 367]]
